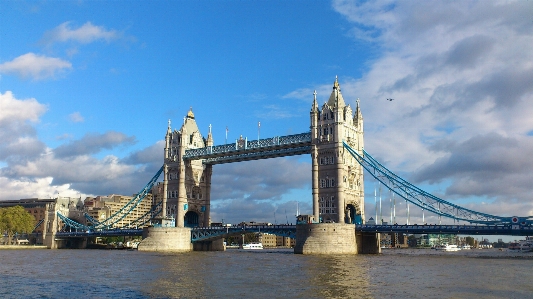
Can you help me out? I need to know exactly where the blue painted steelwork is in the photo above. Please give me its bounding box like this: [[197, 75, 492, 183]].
[[88, 165, 164, 229], [184, 133, 311, 164], [31, 218, 45, 233], [123, 201, 163, 229], [55, 229, 143, 238], [343, 142, 533, 225], [357, 224, 533, 236], [190, 225, 296, 242], [84, 212, 100, 227], [53, 223, 533, 239], [58, 165, 164, 232], [56, 212, 88, 231]]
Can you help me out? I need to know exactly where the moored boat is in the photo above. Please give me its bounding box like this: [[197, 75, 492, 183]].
[[435, 244, 460, 251], [242, 242, 263, 249]]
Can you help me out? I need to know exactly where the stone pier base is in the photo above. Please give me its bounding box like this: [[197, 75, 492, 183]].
[[45, 233, 57, 249], [137, 227, 192, 252], [294, 223, 357, 254]]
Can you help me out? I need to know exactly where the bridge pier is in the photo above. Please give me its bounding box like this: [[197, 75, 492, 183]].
[[294, 223, 358, 254], [294, 223, 381, 254], [137, 227, 193, 252], [45, 232, 57, 249]]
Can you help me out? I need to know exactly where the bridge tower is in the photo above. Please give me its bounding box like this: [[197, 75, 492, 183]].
[[163, 108, 213, 228], [310, 77, 365, 224], [296, 77, 376, 254]]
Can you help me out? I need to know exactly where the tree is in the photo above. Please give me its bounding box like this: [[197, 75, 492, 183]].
[[0, 206, 34, 245], [465, 236, 475, 247]]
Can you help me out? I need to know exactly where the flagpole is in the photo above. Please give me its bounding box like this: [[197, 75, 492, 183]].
[[225, 126, 228, 144], [258, 121, 260, 141]]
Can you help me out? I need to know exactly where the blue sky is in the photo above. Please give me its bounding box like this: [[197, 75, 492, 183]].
[[1, 1, 532, 236]]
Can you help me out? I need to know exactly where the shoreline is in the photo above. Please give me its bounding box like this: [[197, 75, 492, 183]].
[[0, 245, 48, 250]]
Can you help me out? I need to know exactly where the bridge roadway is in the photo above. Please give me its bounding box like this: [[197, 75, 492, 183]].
[[55, 224, 532, 241]]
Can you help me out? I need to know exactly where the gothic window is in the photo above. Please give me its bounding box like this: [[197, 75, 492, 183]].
[[329, 127, 333, 134], [323, 128, 327, 135], [321, 179, 326, 188], [331, 179, 335, 187]]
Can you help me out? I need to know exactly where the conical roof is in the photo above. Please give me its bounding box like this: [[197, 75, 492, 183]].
[[326, 76, 346, 108]]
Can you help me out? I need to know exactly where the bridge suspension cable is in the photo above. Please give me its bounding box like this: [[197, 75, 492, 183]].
[[85, 165, 164, 230], [343, 141, 532, 225], [58, 165, 164, 231]]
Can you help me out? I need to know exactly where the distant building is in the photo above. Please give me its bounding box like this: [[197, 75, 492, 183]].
[[0, 197, 83, 245], [259, 233, 294, 248], [84, 194, 153, 228], [380, 233, 409, 248]]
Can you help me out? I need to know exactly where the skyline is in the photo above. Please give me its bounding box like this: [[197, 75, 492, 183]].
[[1, 1, 532, 229]]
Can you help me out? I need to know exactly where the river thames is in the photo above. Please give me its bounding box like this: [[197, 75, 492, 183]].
[[1, 248, 532, 299]]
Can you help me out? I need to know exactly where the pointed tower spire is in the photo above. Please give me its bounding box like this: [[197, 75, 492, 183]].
[[311, 90, 318, 112], [327, 76, 346, 108], [206, 124, 214, 146], [165, 119, 172, 159], [354, 98, 363, 130]]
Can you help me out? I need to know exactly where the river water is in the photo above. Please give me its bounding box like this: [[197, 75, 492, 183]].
[[1, 248, 532, 299]]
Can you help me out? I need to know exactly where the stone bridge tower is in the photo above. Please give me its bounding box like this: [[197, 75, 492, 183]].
[[310, 77, 365, 224], [163, 108, 213, 228]]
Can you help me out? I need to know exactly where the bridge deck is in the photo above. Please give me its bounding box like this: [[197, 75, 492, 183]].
[[55, 224, 533, 241]]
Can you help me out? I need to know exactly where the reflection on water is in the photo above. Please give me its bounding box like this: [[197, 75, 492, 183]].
[[0, 248, 531, 299]]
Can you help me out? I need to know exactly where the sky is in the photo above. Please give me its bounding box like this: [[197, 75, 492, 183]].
[[1, 1, 532, 238]]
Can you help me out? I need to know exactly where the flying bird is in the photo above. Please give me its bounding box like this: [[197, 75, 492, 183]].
[[387, 98, 394, 101]]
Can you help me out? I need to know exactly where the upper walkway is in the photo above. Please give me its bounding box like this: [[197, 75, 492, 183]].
[[183, 132, 311, 164]]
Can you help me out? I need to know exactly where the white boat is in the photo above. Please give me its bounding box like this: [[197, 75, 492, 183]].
[[519, 240, 533, 252], [435, 244, 461, 251], [242, 242, 263, 249], [509, 238, 533, 252]]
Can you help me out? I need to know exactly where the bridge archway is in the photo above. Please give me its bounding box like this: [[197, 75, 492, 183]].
[[346, 204, 362, 225], [185, 211, 199, 227]]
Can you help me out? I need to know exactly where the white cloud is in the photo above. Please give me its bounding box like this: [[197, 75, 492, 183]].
[[0, 176, 84, 200], [316, 0, 533, 215], [0, 92, 153, 201], [0, 53, 72, 80], [0, 91, 47, 124], [41, 21, 119, 45], [68, 112, 84, 123], [0, 91, 47, 161]]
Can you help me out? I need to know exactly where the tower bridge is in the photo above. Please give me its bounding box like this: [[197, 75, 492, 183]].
[[51, 77, 532, 253]]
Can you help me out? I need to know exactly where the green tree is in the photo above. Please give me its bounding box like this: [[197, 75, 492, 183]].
[[465, 236, 475, 247], [0, 206, 34, 245]]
